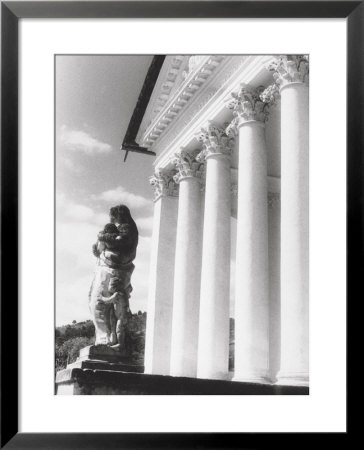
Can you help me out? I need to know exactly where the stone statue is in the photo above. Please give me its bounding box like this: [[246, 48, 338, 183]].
[[88, 204, 138, 356]]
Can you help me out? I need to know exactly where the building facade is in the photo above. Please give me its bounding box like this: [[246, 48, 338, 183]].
[[137, 55, 309, 387]]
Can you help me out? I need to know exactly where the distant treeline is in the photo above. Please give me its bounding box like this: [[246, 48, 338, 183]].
[[55, 311, 147, 372], [55, 314, 235, 373]]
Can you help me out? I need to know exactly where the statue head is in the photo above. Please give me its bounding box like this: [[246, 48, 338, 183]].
[[109, 204, 132, 225], [103, 223, 119, 234]]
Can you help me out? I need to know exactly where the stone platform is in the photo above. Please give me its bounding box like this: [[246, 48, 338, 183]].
[[56, 367, 308, 395], [56, 345, 308, 395], [77, 344, 135, 363], [55, 344, 144, 394]]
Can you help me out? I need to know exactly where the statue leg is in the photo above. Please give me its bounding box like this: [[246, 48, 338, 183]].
[[110, 294, 130, 356], [107, 274, 120, 346], [108, 268, 133, 354], [89, 267, 113, 345], [108, 306, 118, 345]]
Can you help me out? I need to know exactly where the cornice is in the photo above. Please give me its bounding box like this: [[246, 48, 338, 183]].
[[136, 55, 187, 143], [138, 55, 226, 150], [153, 55, 276, 170]]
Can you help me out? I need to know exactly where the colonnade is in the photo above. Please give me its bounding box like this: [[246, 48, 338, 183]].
[[144, 56, 309, 386]]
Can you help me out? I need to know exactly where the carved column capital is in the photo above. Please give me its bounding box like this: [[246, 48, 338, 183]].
[[195, 121, 234, 161], [172, 148, 205, 184], [150, 169, 179, 201], [268, 55, 309, 90], [225, 84, 270, 135], [260, 83, 281, 106]]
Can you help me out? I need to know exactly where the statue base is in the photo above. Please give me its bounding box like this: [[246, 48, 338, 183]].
[[55, 344, 144, 395], [78, 344, 133, 364]]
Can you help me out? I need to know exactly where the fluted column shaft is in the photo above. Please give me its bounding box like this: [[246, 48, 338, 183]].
[[196, 124, 233, 380], [226, 85, 270, 383], [170, 153, 203, 377], [278, 67, 309, 386], [234, 121, 270, 382], [227, 84, 269, 383], [260, 56, 309, 386], [144, 172, 178, 375]]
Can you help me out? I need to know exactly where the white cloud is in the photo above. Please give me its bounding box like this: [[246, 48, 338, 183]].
[[93, 186, 151, 209], [56, 192, 66, 207], [58, 155, 83, 173], [56, 273, 95, 325], [65, 204, 95, 221], [93, 212, 111, 227], [56, 193, 109, 226], [56, 194, 153, 324], [56, 222, 152, 324], [56, 220, 99, 325], [59, 125, 112, 153], [57, 221, 99, 268]]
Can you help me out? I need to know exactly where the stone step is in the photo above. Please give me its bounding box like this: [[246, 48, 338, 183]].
[[56, 368, 309, 395]]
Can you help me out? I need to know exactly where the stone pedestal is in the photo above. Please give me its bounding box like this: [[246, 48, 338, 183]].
[[55, 345, 144, 395], [77, 344, 132, 364]]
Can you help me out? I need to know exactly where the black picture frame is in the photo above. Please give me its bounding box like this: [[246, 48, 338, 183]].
[[1, 1, 360, 447]]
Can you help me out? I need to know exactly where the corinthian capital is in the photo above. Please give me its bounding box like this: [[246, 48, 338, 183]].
[[172, 148, 205, 183], [260, 83, 280, 106], [195, 121, 234, 161], [225, 84, 269, 134], [268, 55, 309, 89], [149, 169, 178, 201]]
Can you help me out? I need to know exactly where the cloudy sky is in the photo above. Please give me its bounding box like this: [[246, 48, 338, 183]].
[[56, 54, 237, 327], [56, 55, 156, 325]]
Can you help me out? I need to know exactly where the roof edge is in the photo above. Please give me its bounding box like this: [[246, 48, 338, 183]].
[[121, 55, 166, 162]]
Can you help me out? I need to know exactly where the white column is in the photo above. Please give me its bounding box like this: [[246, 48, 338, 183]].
[[195, 123, 234, 380], [268, 191, 281, 382], [271, 56, 309, 386], [170, 150, 204, 377], [226, 85, 270, 383], [144, 171, 178, 375]]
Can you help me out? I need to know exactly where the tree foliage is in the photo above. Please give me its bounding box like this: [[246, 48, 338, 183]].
[[55, 314, 147, 372], [55, 315, 235, 372]]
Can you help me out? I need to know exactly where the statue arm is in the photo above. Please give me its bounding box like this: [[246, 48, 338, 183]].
[[99, 292, 120, 305], [92, 242, 100, 257], [98, 231, 121, 244], [98, 229, 131, 250]]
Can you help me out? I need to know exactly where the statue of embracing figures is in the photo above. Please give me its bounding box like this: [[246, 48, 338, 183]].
[[88, 205, 138, 356]]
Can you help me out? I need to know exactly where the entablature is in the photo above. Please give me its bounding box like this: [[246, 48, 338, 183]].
[[140, 55, 277, 172]]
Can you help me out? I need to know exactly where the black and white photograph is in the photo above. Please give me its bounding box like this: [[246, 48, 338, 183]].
[[2, 0, 357, 443], [55, 54, 309, 395]]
